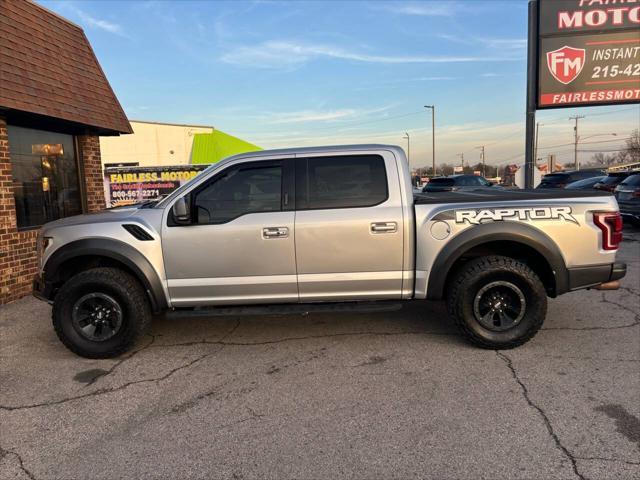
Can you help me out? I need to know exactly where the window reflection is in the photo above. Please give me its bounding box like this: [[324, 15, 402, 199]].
[[8, 125, 82, 229]]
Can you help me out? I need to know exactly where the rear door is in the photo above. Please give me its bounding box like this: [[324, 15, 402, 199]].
[[294, 151, 405, 301]]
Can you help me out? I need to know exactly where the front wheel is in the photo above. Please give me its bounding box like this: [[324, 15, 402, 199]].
[[52, 267, 151, 358], [447, 256, 547, 349]]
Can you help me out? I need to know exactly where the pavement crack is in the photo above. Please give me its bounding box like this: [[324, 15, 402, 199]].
[[496, 351, 585, 480], [601, 293, 640, 319], [618, 286, 640, 296], [542, 321, 639, 331], [575, 456, 640, 466], [542, 294, 639, 331], [0, 322, 241, 412], [84, 334, 157, 387], [152, 329, 455, 349], [0, 447, 36, 480], [540, 354, 640, 363]]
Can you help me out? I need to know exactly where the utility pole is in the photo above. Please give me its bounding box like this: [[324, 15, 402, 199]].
[[457, 153, 464, 170], [476, 146, 486, 177], [570, 115, 585, 170], [425, 105, 435, 176], [402, 132, 410, 169]]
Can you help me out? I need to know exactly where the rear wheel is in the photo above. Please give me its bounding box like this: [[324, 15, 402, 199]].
[[447, 255, 547, 349], [52, 267, 151, 358]]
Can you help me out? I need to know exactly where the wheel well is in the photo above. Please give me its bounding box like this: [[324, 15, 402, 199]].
[[49, 255, 144, 298], [444, 241, 557, 297]]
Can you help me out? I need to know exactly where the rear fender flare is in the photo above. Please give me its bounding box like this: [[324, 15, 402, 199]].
[[425, 222, 568, 300]]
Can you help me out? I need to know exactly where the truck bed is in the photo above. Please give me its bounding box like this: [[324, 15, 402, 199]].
[[414, 189, 614, 205]]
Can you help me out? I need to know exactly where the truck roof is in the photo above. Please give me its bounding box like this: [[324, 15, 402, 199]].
[[224, 144, 405, 159]]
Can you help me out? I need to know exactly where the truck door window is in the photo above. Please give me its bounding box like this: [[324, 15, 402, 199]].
[[193, 165, 282, 224], [297, 155, 388, 210]]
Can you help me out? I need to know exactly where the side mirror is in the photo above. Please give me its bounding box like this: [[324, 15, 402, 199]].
[[172, 196, 191, 224]]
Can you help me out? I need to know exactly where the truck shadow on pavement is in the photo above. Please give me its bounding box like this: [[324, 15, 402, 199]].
[[149, 299, 466, 351]]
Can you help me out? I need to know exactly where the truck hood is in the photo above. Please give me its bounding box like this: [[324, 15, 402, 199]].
[[42, 206, 145, 230]]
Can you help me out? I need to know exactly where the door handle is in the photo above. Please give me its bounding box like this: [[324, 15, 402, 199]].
[[262, 227, 289, 239], [371, 222, 397, 233]]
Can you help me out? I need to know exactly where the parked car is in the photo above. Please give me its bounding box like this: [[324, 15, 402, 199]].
[[422, 174, 496, 192], [537, 169, 605, 189], [593, 172, 631, 193], [615, 172, 640, 224], [34, 145, 625, 358], [565, 176, 606, 190]]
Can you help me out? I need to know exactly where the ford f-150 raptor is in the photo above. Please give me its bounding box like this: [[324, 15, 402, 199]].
[[33, 145, 627, 358]]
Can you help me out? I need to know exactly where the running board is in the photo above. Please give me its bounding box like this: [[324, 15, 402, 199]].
[[169, 301, 403, 318]]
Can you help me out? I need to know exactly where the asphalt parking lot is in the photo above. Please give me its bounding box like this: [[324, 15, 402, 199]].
[[1, 227, 638, 480]]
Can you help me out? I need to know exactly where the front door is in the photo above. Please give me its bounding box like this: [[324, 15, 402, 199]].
[[294, 153, 405, 301], [162, 159, 297, 306]]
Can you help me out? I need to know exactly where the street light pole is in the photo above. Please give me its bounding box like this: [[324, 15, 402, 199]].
[[403, 132, 410, 169], [425, 105, 435, 176]]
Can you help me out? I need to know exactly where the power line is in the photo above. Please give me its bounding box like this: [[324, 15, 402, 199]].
[[536, 137, 630, 151]]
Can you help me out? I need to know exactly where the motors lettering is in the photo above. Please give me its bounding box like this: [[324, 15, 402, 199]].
[[455, 207, 578, 225], [558, 1, 640, 31]]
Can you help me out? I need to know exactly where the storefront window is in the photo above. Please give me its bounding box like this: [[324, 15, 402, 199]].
[[8, 125, 82, 229]]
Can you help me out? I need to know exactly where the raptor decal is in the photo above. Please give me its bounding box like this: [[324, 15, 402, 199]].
[[453, 206, 579, 225]]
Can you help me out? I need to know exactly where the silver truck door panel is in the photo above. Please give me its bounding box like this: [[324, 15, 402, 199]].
[[294, 152, 404, 301], [163, 211, 297, 305], [162, 159, 297, 306]]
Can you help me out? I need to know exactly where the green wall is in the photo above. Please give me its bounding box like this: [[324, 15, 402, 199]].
[[191, 130, 261, 164]]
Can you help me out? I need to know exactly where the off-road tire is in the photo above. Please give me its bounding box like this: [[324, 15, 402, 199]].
[[52, 267, 151, 358], [447, 255, 547, 349]]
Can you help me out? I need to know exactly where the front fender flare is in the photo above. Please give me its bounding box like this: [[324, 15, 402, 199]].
[[425, 221, 568, 300], [43, 238, 167, 313]]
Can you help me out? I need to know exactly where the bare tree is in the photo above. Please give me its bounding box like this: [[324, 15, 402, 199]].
[[624, 129, 640, 162], [439, 163, 454, 176], [590, 152, 617, 166]]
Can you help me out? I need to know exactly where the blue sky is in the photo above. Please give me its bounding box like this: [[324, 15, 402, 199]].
[[43, 0, 639, 168]]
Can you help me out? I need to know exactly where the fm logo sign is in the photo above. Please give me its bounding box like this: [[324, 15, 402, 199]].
[[547, 46, 586, 84]]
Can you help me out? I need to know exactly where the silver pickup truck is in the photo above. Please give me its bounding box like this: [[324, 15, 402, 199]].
[[33, 145, 626, 358]]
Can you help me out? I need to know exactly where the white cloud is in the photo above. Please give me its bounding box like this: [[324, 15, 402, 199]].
[[437, 33, 526, 50], [220, 41, 520, 69], [267, 109, 357, 124], [66, 4, 128, 37], [480, 37, 527, 50], [259, 104, 395, 125], [388, 2, 456, 17]]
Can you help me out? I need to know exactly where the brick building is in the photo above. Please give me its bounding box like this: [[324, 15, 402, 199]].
[[0, 0, 131, 303]]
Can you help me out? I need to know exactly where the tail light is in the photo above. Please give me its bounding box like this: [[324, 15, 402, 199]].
[[593, 212, 623, 250]]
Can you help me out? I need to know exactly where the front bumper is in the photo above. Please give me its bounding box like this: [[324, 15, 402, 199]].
[[567, 262, 627, 291], [32, 273, 55, 303]]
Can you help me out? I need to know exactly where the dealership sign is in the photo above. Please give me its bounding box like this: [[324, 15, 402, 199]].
[[536, 0, 640, 108], [104, 165, 208, 208]]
